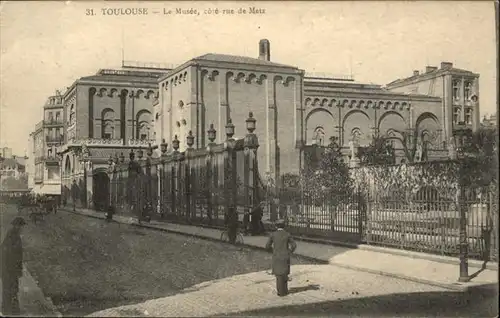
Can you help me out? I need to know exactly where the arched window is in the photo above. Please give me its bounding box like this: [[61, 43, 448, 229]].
[[139, 122, 150, 140], [313, 127, 325, 146], [102, 121, 114, 139], [351, 128, 362, 143], [101, 109, 115, 139]]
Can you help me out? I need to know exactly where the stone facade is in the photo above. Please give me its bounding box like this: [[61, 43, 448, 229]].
[[26, 40, 482, 207], [155, 40, 468, 176], [154, 40, 304, 182], [57, 68, 168, 208], [386, 62, 480, 144], [29, 91, 64, 195]]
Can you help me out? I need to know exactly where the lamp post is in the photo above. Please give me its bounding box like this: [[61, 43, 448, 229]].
[[144, 143, 153, 222], [453, 122, 473, 282], [81, 150, 90, 209], [225, 119, 238, 244], [159, 139, 168, 218], [206, 124, 217, 224], [72, 178, 77, 212], [119, 152, 125, 211], [107, 155, 115, 210]]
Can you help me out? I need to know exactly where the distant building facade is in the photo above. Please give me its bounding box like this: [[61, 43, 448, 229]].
[[0, 147, 28, 191], [29, 91, 64, 195], [385, 62, 480, 142], [481, 113, 497, 130]]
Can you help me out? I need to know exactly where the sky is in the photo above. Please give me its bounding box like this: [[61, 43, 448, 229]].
[[0, 1, 497, 156]]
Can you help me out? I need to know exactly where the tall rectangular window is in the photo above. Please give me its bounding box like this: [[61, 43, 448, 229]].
[[465, 109, 473, 125], [452, 80, 460, 100], [453, 107, 461, 124], [465, 82, 472, 100]]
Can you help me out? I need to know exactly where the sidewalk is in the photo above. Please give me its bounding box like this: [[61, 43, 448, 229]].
[[88, 264, 495, 317], [0, 266, 61, 317], [0, 210, 62, 317], [63, 207, 498, 292]]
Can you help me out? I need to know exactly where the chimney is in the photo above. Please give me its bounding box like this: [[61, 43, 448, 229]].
[[426, 66, 438, 73], [258, 39, 270, 61], [440, 61, 453, 70], [413, 70, 420, 76]]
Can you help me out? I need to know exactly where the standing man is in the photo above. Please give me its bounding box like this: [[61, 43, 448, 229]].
[[1, 217, 27, 316], [265, 219, 297, 297]]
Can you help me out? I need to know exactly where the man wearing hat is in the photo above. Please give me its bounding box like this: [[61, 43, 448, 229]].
[[1, 217, 27, 316], [265, 219, 297, 296]]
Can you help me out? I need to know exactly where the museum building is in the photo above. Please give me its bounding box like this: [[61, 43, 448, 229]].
[[153, 39, 480, 182], [28, 39, 481, 209]]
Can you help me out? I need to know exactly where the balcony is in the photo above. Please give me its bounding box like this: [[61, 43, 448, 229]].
[[35, 155, 61, 165], [44, 119, 64, 127], [46, 135, 64, 144]]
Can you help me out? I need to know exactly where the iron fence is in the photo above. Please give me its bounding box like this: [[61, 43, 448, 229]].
[[364, 186, 496, 259], [275, 181, 497, 261], [108, 113, 261, 230]]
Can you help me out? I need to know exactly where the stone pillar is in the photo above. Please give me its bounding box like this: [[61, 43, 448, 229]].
[[443, 75, 453, 142], [219, 73, 229, 143], [86, 162, 93, 209], [267, 77, 277, 181]]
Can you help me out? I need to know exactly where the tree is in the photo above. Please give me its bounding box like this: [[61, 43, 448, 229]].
[[387, 128, 440, 163], [302, 137, 354, 204], [462, 127, 498, 188], [357, 134, 396, 166]]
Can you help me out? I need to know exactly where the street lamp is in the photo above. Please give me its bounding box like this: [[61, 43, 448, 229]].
[[187, 131, 195, 149], [172, 135, 180, 152], [160, 138, 168, 155], [245, 111, 256, 133], [207, 124, 216, 144], [453, 122, 473, 282], [225, 119, 235, 140], [81, 150, 90, 209]]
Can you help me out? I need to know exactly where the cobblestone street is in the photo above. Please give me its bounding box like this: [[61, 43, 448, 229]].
[[3, 204, 315, 316]]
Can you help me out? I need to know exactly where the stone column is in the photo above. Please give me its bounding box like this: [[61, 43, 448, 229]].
[[219, 72, 229, 143], [267, 77, 277, 181]]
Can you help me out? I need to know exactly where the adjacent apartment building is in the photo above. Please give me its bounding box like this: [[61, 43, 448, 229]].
[[28, 91, 65, 195]]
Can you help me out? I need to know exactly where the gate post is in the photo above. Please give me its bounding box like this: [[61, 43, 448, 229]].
[[172, 135, 180, 218], [128, 150, 139, 218], [159, 140, 168, 218], [186, 131, 195, 222], [224, 119, 238, 244], [243, 111, 259, 216], [206, 124, 217, 225]]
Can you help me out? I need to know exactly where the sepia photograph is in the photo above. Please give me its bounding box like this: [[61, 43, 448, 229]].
[[0, 1, 499, 317]]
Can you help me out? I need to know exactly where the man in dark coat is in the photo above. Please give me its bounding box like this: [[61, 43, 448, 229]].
[[1, 217, 27, 316], [265, 219, 297, 296]]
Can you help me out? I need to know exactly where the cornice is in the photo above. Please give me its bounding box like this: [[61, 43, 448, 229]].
[[77, 80, 159, 89], [304, 89, 442, 102]]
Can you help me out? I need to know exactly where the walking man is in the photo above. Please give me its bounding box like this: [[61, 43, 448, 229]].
[[265, 219, 297, 297], [1, 217, 27, 316]]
